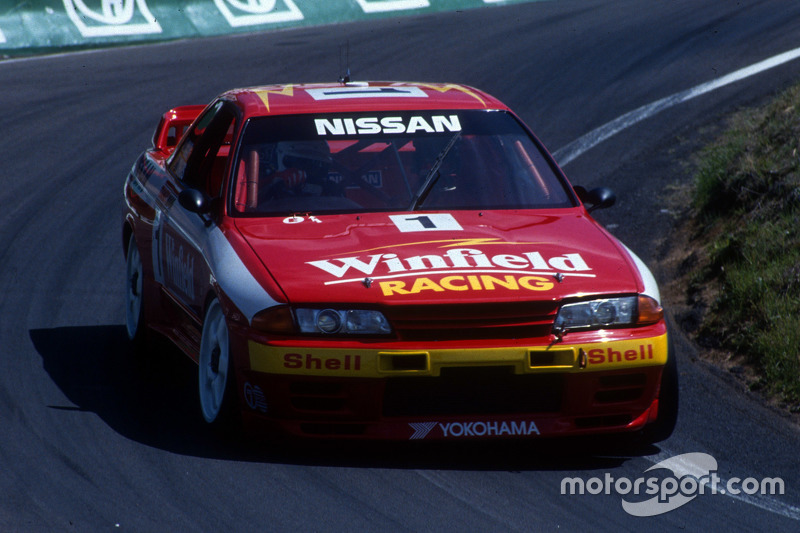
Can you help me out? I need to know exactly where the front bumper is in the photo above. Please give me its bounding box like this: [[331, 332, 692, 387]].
[[236, 329, 668, 441]]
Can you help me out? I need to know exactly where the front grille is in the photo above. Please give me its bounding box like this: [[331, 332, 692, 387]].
[[384, 301, 558, 341], [299, 423, 367, 436], [575, 414, 632, 428], [383, 366, 563, 416], [595, 389, 643, 403], [289, 382, 346, 412], [594, 373, 646, 404]]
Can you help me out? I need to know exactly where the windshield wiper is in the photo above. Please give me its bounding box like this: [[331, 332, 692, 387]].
[[408, 131, 461, 211]]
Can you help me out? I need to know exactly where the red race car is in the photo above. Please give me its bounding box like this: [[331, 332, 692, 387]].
[[123, 81, 677, 442]]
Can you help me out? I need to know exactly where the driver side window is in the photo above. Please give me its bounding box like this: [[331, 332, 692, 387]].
[[168, 101, 236, 199]]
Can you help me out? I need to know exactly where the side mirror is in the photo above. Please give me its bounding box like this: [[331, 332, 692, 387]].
[[178, 188, 212, 215], [575, 186, 616, 212]]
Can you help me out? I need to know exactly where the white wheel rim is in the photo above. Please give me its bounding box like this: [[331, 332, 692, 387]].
[[125, 239, 143, 340], [199, 300, 230, 423]]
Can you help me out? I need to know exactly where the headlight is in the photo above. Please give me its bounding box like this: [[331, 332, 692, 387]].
[[553, 296, 641, 332], [295, 308, 392, 335]]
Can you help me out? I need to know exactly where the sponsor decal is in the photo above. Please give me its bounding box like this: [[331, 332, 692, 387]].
[[577, 336, 667, 370], [213, 0, 303, 28], [314, 114, 460, 136], [379, 274, 554, 296], [249, 337, 667, 377], [306, 86, 428, 100], [587, 343, 654, 365], [249, 344, 374, 376], [409, 420, 540, 440], [164, 234, 195, 299], [415, 83, 487, 107], [329, 170, 383, 189], [243, 382, 268, 413], [354, 0, 430, 13], [255, 85, 295, 113], [129, 174, 145, 196], [306, 240, 594, 295], [409, 422, 438, 440], [283, 215, 322, 224], [283, 353, 362, 371], [63, 0, 162, 38], [389, 214, 463, 232], [309, 242, 591, 279]]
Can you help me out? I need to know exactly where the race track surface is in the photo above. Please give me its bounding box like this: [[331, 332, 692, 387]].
[[2, 0, 800, 530]]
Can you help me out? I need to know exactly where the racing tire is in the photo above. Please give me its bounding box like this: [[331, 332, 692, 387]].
[[198, 298, 239, 430], [125, 234, 148, 350], [642, 329, 679, 444]]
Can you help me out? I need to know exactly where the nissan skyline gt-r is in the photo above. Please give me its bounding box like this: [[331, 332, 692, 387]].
[[122, 81, 678, 443]]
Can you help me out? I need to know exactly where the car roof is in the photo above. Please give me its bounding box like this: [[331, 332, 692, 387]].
[[222, 81, 510, 117]]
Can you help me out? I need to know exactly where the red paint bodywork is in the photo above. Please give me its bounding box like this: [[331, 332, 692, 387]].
[[122, 82, 674, 442]]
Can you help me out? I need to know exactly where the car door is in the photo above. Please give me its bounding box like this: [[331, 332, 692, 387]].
[[152, 100, 237, 323]]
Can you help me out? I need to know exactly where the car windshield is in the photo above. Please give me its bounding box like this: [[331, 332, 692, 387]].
[[230, 109, 574, 215]]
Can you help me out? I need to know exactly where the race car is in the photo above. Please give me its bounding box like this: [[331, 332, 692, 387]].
[[122, 81, 678, 443]]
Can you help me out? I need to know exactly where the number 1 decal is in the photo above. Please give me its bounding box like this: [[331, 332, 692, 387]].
[[389, 214, 463, 232]]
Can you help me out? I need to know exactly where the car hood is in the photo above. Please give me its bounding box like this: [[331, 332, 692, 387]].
[[233, 210, 642, 305]]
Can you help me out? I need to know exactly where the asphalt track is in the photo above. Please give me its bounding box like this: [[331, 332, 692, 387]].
[[2, 0, 800, 530]]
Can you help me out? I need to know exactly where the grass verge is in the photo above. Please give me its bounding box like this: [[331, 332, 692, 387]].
[[684, 83, 800, 409]]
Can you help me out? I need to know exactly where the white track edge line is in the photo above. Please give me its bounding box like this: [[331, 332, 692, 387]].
[[553, 46, 800, 167]]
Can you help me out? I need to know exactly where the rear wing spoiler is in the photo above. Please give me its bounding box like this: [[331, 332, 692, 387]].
[[151, 105, 207, 154]]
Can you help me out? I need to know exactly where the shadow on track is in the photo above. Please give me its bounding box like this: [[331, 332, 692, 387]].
[[30, 325, 664, 471], [30, 325, 212, 452]]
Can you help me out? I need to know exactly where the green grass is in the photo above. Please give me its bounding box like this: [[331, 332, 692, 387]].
[[691, 84, 800, 406]]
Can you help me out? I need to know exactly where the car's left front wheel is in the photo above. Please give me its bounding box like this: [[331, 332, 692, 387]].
[[198, 298, 238, 427]]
